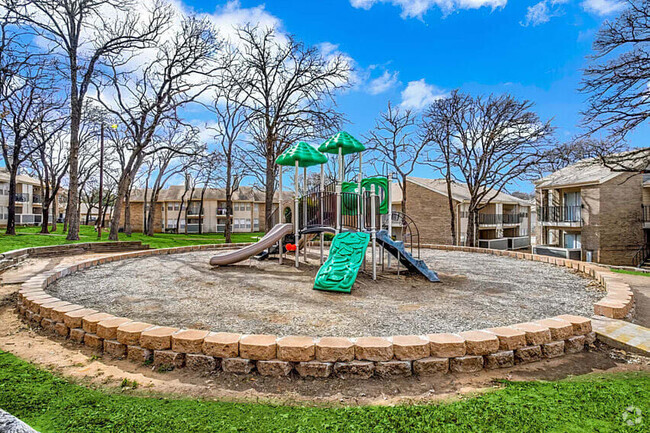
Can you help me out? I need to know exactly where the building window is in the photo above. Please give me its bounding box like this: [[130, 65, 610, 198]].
[[245, 218, 251, 229], [253, 218, 259, 229], [167, 203, 173, 211], [234, 219, 240, 229], [246, 203, 251, 211]]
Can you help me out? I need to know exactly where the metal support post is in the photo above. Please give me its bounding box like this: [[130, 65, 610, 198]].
[[371, 184, 377, 281], [294, 160, 299, 268], [278, 165, 283, 265]]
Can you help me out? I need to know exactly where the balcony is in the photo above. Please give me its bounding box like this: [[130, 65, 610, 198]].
[[15, 193, 29, 202], [644, 205, 650, 228], [186, 207, 204, 217], [15, 214, 42, 224], [472, 213, 522, 226], [539, 205, 582, 227], [32, 194, 42, 204], [216, 208, 228, 217]]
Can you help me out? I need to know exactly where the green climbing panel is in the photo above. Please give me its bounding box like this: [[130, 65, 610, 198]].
[[313, 231, 370, 293]]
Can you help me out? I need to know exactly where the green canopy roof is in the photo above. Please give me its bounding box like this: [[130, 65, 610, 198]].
[[275, 141, 328, 167], [318, 131, 365, 155]]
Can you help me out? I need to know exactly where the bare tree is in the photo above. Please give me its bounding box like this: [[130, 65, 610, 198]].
[[230, 26, 350, 230], [96, 14, 221, 240], [6, 0, 172, 240], [0, 57, 60, 235], [28, 120, 69, 233], [425, 90, 554, 247], [581, 0, 650, 170], [208, 83, 249, 243], [422, 95, 461, 245], [366, 102, 426, 215], [536, 138, 628, 176], [143, 124, 202, 236]]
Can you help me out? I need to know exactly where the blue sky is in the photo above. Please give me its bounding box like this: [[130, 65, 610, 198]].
[[179, 0, 647, 192]]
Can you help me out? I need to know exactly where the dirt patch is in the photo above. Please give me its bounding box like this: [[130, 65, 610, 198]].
[[1, 305, 648, 406], [46, 249, 604, 337]]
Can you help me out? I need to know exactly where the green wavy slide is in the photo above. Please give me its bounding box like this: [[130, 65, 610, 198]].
[[313, 231, 370, 293]]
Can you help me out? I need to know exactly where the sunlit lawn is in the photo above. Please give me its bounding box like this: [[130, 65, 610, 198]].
[[0, 351, 648, 433], [0, 225, 263, 254]]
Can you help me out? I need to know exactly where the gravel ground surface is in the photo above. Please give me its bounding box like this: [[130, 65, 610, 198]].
[[47, 249, 604, 337]]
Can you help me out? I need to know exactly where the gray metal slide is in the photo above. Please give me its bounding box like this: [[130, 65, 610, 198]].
[[209, 223, 294, 266], [375, 230, 440, 282]]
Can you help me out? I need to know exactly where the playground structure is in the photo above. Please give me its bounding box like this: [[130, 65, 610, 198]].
[[210, 132, 440, 292]]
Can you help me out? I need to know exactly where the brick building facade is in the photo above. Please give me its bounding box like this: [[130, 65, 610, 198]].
[[534, 156, 649, 266]]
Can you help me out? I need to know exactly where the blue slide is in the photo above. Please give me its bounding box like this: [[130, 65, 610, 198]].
[[375, 230, 440, 282]]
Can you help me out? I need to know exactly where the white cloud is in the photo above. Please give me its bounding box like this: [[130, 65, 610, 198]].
[[581, 0, 625, 16], [350, 0, 507, 19], [207, 0, 283, 43], [400, 79, 446, 110], [523, 1, 552, 26], [368, 70, 400, 95], [521, 0, 569, 27]]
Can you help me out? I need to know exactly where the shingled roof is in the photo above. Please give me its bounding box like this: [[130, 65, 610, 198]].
[[534, 150, 650, 189], [394, 177, 530, 206]]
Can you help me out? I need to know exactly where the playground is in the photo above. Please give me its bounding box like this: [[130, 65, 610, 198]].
[[10, 131, 640, 385], [47, 248, 602, 337]]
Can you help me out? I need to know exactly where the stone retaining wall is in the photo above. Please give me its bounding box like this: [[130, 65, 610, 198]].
[[13, 242, 635, 379], [0, 241, 148, 272]]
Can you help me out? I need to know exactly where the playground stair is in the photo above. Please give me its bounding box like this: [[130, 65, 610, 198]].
[[375, 230, 440, 282]]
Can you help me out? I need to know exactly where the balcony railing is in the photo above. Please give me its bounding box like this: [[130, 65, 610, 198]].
[[216, 208, 228, 216], [503, 213, 521, 224], [472, 213, 522, 225], [32, 194, 42, 204], [643, 205, 649, 223], [539, 206, 582, 225], [15, 193, 29, 202]]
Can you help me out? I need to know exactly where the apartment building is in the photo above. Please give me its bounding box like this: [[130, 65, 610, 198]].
[[125, 185, 292, 233], [533, 157, 649, 266], [390, 177, 532, 250], [0, 168, 59, 227]]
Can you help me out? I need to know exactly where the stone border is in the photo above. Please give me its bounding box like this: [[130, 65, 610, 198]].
[[0, 241, 149, 272], [13, 242, 634, 379]]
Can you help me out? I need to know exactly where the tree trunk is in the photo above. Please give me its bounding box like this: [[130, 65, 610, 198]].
[[41, 205, 50, 234], [400, 175, 407, 216], [198, 186, 207, 234], [225, 182, 232, 244], [84, 202, 92, 226], [466, 208, 478, 247], [66, 111, 81, 240], [264, 157, 275, 232], [124, 195, 132, 236], [62, 191, 69, 232], [145, 190, 162, 237], [444, 167, 456, 246], [51, 195, 58, 232], [5, 166, 17, 235], [108, 173, 132, 241], [176, 188, 187, 232]]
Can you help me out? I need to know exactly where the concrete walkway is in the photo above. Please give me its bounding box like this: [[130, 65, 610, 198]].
[[592, 316, 650, 356], [616, 272, 650, 328]]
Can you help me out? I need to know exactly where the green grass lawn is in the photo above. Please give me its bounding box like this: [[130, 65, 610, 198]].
[[0, 351, 648, 433], [612, 269, 650, 277], [0, 225, 264, 254]]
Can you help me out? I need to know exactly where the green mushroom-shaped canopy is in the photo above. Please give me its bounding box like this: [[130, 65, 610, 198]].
[[318, 131, 365, 155], [275, 141, 328, 167]]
